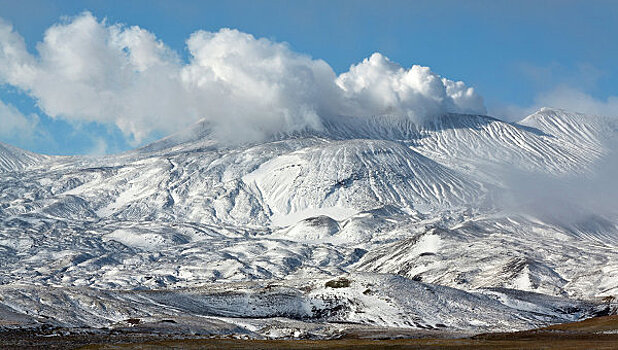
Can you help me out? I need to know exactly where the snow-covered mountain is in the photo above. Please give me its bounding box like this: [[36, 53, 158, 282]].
[[0, 107, 616, 338], [0, 142, 52, 173]]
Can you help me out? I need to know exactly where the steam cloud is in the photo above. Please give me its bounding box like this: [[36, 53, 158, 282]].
[[0, 12, 485, 144]]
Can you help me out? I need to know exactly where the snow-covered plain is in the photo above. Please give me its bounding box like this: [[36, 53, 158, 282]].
[[0, 108, 616, 338]]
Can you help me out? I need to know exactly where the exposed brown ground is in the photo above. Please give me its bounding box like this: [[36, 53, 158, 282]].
[[1, 315, 616, 349], [81, 337, 618, 350]]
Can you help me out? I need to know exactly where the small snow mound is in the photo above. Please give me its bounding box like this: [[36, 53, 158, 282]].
[[277, 215, 340, 242], [103, 229, 189, 251]]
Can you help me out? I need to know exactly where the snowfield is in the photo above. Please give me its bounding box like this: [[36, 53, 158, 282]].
[[0, 108, 616, 338]]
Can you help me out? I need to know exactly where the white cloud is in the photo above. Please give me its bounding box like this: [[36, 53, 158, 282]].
[[0, 19, 36, 87], [442, 78, 486, 115], [1, 14, 188, 144], [180, 28, 335, 142], [336, 53, 485, 121], [0, 12, 486, 145]]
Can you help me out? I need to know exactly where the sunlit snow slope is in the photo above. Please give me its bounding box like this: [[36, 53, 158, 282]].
[[0, 142, 51, 172], [0, 108, 616, 338]]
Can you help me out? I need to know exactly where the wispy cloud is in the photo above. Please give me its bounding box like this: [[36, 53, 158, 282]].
[[489, 62, 618, 224], [496, 141, 618, 225], [0, 99, 40, 146], [490, 62, 618, 121], [517, 62, 605, 93], [536, 87, 618, 118]]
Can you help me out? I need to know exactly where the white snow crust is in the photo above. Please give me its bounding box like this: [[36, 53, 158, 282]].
[[0, 108, 616, 337]]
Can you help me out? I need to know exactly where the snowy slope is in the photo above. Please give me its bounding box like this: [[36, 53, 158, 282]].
[[243, 139, 485, 219], [353, 214, 618, 298], [0, 142, 50, 172], [0, 107, 616, 337], [519, 107, 616, 154], [0, 274, 602, 336], [410, 113, 606, 179]]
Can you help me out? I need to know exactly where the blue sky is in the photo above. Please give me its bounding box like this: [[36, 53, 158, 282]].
[[0, 0, 617, 155]]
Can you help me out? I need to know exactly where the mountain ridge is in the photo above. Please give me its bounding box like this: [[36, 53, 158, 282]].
[[0, 107, 616, 338]]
